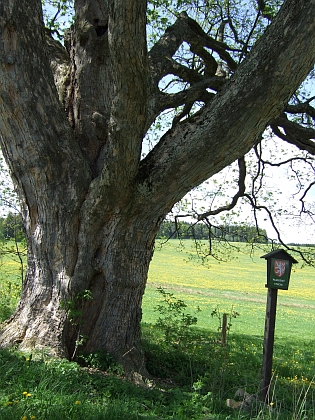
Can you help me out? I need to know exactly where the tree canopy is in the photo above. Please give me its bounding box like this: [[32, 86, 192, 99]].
[[45, 0, 315, 258]]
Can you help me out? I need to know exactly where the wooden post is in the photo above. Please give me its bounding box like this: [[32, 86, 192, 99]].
[[260, 287, 278, 403], [221, 313, 227, 346], [260, 250, 298, 403]]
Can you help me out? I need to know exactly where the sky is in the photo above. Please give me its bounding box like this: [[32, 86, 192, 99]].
[[256, 174, 315, 244], [170, 141, 315, 245]]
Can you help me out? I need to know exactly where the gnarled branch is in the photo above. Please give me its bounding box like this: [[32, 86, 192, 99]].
[[147, 11, 237, 126], [271, 114, 315, 155]]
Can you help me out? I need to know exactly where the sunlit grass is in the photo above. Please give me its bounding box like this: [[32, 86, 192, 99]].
[[143, 240, 315, 340], [0, 239, 25, 321]]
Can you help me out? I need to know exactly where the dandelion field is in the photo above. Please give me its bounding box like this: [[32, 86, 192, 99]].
[[0, 239, 314, 419]]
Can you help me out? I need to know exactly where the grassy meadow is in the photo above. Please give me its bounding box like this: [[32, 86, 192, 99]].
[[0, 239, 314, 419], [144, 240, 315, 340]]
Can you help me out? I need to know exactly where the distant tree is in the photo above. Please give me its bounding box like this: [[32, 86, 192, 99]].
[[0, 0, 314, 377], [1, 213, 25, 242]]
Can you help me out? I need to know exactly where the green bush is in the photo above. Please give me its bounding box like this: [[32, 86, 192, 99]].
[[154, 287, 201, 348]]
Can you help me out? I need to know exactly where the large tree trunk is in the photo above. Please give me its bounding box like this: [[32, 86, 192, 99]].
[[1, 0, 315, 377], [77, 214, 159, 374], [0, 0, 154, 376], [0, 201, 159, 375]]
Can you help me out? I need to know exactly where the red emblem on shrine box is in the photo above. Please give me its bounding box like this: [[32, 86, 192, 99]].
[[274, 259, 286, 277]]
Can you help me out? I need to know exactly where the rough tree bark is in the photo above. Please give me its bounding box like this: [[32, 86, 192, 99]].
[[0, 0, 315, 376]]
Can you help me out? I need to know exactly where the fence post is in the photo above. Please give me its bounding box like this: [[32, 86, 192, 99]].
[[221, 313, 228, 346]]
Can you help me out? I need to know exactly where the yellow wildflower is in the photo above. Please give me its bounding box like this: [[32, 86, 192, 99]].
[[22, 392, 28, 395], [22, 416, 28, 420], [6, 401, 13, 405], [75, 400, 81, 405]]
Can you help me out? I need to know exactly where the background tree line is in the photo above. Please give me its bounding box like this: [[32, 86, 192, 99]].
[[0, 212, 268, 245], [157, 220, 268, 243], [1, 212, 312, 249]]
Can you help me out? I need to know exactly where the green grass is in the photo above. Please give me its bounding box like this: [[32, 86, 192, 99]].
[[0, 331, 314, 419], [143, 240, 315, 340], [0, 349, 169, 420], [0, 239, 25, 322], [0, 239, 314, 419]]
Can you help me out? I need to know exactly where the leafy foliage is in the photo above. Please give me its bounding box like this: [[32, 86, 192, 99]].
[[154, 287, 201, 347], [0, 213, 24, 242], [41, 0, 74, 39]]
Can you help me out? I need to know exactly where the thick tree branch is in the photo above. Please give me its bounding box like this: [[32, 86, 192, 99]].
[[271, 114, 315, 155], [68, 0, 148, 219], [162, 58, 205, 84], [147, 11, 236, 125], [147, 78, 221, 129], [108, 0, 148, 141], [45, 34, 70, 105], [66, 0, 111, 171], [285, 100, 315, 120], [98, 0, 148, 194], [139, 0, 315, 216], [0, 0, 90, 197], [149, 12, 237, 86]]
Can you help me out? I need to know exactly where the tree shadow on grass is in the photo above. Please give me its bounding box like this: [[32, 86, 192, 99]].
[[142, 324, 315, 418], [0, 347, 168, 420]]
